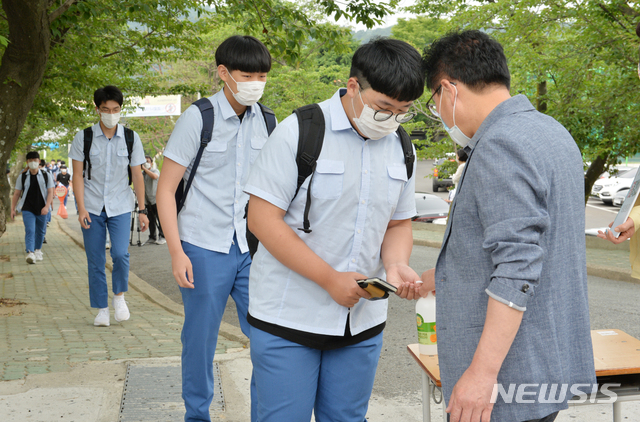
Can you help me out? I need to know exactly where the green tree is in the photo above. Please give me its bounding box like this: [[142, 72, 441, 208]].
[[409, 0, 640, 202], [0, 0, 400, 237]]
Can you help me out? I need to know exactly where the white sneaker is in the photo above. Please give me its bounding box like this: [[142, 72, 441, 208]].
[[94, 308, 110, 326], [34, 249, 43, 261], [26, 252, 36, 264], [113, 296, 130, 322], [155, 237, 166, 245]]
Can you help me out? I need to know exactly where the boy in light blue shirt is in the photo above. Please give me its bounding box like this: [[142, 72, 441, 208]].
[[245, 38, 425, 421], [156, 35, 273, 422]]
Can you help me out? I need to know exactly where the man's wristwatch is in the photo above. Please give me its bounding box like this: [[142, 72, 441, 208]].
[[137, 209, 148, 215]]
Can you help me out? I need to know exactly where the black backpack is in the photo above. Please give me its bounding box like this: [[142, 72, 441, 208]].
[[83, 126, 135, 185], [246, 103, 415, 258], [20, 169, 49, 201], [174, 98, 277, 213]]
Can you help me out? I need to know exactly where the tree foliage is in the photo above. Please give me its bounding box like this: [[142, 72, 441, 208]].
[[408, 0, 640, 201]]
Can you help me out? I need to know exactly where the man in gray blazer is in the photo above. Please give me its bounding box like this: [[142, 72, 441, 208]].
[[420, 30, 596, 422]]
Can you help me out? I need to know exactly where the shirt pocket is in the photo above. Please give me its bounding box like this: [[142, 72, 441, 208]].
[[387, 165, 408, 205], [312, 160, 344, 200], [202, 140, 228, 169], [250, 136, 267, 163], [89, 145, 103, 168]]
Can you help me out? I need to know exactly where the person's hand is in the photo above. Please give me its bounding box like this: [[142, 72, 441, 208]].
[[387, 263, 421, 300], [10, 208, 15, 220], [418, 268, 436, 297], [325, 272, 371, 307], [597, 218, 635, 244], [40, 206, 49, 216], [78, 208, 91, 229], [171, 250, 194, 288], [447, 364, 497, 422], [138, 213, 149, 232]]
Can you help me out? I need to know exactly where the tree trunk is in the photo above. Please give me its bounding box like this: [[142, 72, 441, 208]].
[[536, 80, 547, 113], [0, 0, 51, 238], [584, 155, 608, 205]]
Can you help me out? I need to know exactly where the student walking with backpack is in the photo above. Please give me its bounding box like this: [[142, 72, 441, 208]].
[[69, 86, 148, 327], [156, 35, 275, 422], [244, 38, 425, 421], [10, 151, 54, 264]]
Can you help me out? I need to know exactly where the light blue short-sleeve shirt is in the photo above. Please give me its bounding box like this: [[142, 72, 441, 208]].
[[69, 123, 145, 217], [244, 89, 416, 336], [163, 90, 272, 254]]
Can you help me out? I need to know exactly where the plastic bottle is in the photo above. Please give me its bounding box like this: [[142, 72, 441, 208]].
[[416, 291, 437, 355]]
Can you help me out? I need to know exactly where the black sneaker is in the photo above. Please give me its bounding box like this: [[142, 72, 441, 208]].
[[43, 237, 47, 244]]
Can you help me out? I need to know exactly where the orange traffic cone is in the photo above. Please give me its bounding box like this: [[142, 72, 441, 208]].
[[55, 185, 68, 219]]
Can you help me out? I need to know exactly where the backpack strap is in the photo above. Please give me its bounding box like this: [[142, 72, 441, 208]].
[[176, 98, 215, 213], [83, 127, 93, 180], [292, 104, 325, 233], [124, 127, 135, 185], [41, 169, 48, 186], [258, 102, 277, 136], [396, 126, 414, 179]]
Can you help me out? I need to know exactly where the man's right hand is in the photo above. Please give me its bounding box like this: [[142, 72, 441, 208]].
[[78, 209, 91, 229], [171, 250, 194, 289], [10, 209, 15, 220], [325, 271, 371, 308]]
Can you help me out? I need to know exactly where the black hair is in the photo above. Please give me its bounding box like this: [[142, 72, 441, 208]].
[[215, 35, 271, 73], [145, 155, 152, 161], [423, 30, 510, 91], [60, 160, 65, 165], [60, 165, 67, 169], [94, 85, 124, 108], [350, 38, 424, 102], [39, 159, 46, 167], [26, 151, 40, 160], [456, 148, 468, 162]]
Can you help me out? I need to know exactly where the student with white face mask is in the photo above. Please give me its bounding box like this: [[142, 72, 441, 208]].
[[156, 35, 274, 422], [69, 85, 148, 328], [10, 151, 54, 264], [141, 155, 164, 245]]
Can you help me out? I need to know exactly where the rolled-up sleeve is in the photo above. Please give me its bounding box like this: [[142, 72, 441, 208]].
[[473, 135, 550, 311]]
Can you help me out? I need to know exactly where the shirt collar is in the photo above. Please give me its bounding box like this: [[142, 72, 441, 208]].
[[467, 94, 535, 150], [93, 122, 123, 140], [214, 89, 255, 121], [329, 88, 355, 132]]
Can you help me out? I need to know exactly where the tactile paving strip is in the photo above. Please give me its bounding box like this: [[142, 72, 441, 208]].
[[119, 363, 225, 421]]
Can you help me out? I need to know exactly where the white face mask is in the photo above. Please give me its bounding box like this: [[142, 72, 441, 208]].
[[144, 162, 151, 169], [439, 85, 472, 148], [226, 69, 266, 106], [28, 161, 39, 170], [100, 111, 120, 129], [351, 91, 400, 140], [61, 169, 67, 174]]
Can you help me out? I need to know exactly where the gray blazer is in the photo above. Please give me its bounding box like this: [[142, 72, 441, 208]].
[[435, 95, 596, 421]]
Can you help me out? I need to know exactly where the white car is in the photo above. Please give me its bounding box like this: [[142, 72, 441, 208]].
[[413, 193, 449, 222], [591, 167, 638, 205]]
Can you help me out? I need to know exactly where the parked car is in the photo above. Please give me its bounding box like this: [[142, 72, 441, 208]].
[[613, 188, 629, 207], [591, 167, 638, 205], [413, 193, 449, 222]]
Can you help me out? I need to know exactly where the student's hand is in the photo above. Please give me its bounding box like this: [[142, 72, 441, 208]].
[[326, 272, 370, 307], [447, 363, 496, 422], [78, 208, 91, 229], [418, 268, 436, 298], [597, 218, 635, 244], [40, 206, 49, 216], [387, 263, 421, 300], [10, 208, 15, 220], [171, 250, 194, 289], [138, 214, 149, 232]]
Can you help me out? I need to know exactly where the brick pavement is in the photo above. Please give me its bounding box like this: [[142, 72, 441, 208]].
[[0, 215, 245, 382]]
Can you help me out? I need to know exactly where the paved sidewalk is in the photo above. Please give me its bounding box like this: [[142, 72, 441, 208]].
[[0, 215, 249, 421]]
